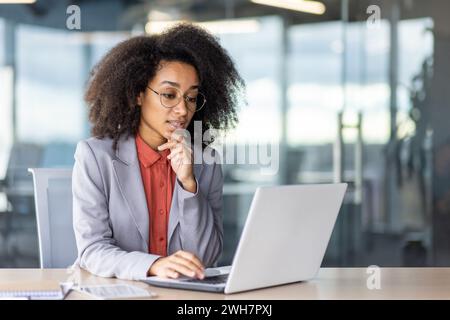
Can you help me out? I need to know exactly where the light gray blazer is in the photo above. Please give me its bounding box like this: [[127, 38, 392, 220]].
[[72, 135, 223, 280]]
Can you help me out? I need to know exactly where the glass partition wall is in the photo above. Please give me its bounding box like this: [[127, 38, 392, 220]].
[[0, 0, 448, 268]]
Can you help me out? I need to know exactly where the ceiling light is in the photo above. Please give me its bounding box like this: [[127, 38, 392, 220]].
[[0, 0, 36, 3], [250, 0, 326, 15]]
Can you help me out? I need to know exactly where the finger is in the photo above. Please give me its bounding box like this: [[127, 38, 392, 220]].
[[171, 154, 183, 171], [173, 134, 184, 143], [173, 142, 184, 153], [175, 251, 204, 271], [161, 139, 187, 153], [170, 256, 203, 276], [170, 130, 187, 143], [157, 140, 177, 151], [179, 153, 192, 165], [173, 255, 203, 273], [182, 143, 193, 155], [170, 134, 192, 150], [167, 148, 183, 160], [168, 261, 199, 278], [170, 145, 192, 162], [164, 268, 180, 279], [167, 149, 186, 160], [172, 152, 191, 167]]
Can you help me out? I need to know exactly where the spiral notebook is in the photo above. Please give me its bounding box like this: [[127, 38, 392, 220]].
[[0, 282, 156, 300], [0, 282, 73, 300], [0, 290, 64, 300]]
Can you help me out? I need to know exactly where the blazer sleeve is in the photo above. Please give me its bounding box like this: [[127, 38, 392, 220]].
[[72, 141, 160, 280], [172, 150, 224, 267]]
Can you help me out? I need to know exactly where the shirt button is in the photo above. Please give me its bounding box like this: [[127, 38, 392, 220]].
[[160, 182, 164, 188], [159, 237, 164, 242], [159, 209, 164, 215]]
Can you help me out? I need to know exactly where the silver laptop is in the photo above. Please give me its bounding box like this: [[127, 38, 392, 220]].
[[142, 183, 347, 294]]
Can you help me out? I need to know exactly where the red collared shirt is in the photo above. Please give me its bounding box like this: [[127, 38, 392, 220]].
[[135, 133, 176, 257]]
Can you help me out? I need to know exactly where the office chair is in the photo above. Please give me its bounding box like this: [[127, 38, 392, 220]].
[[0, 143, 42, 267], [28, 168, 77, 268]]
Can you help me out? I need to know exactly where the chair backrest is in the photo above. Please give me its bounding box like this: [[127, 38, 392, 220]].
[[28, 168, 76, 268]]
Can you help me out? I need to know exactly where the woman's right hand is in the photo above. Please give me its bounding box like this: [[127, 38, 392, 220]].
[[148, 250, 205, 279]]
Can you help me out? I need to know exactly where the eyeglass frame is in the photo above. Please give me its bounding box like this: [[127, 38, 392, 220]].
[[147, 86, 206, 112]]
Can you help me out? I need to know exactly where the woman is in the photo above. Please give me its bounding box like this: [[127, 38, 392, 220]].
[[72, 23, 244, 280]]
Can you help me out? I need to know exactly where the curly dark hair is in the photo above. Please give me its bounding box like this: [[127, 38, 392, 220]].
[[85, 22, 245, 150]]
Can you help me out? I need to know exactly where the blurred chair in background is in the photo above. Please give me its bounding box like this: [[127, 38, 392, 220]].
[[0, 143, 42, 214], [0, 143, 42, 267], [0, 142, 76, 267], [28, 168, 76, 268]]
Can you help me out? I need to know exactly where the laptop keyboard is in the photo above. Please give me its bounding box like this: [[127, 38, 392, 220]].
[[184, 274, 228, 285]]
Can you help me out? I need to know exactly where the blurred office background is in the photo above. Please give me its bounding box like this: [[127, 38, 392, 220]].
[[0, 0, 449, 268]]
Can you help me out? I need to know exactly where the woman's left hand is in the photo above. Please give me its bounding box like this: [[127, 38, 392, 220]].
[[158, 132, 197, 193]]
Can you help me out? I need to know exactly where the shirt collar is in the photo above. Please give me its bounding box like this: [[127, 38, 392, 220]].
[[135, 133, 170, 168]]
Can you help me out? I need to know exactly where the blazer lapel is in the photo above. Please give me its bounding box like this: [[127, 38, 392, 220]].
[[112, 136, 149, 248]]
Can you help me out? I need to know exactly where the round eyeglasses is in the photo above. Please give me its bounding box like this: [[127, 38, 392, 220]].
[[148, 86, 206, 112]]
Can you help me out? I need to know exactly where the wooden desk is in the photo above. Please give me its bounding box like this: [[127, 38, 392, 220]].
[[1, 267, 449, 299]]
